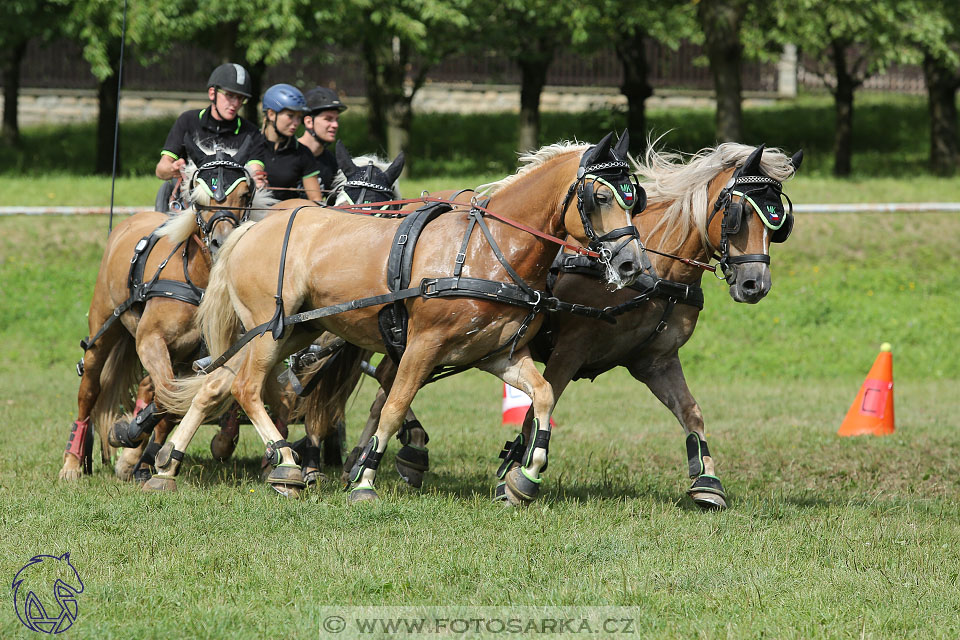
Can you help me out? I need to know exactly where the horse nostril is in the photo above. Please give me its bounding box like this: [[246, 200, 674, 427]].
[[618, 261, 637, 277], [742, 278, 758, 293]]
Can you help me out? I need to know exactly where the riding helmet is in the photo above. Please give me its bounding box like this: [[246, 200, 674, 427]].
[[207, 63, 253, 98], [262, 83, 308, 114], [305, 87, 347, 114]]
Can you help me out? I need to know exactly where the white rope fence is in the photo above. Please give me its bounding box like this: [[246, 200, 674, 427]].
[[3, 203, 960, 216]]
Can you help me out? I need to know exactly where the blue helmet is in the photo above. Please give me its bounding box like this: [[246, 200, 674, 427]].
[[262, 84, 307, 114]]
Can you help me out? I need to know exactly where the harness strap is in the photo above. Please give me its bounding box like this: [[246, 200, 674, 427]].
[[470, 208, 537, 299]]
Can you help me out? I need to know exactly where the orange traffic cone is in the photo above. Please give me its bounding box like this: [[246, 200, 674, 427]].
[[502, 383, 556, 426], [838, 343, 895, 436]]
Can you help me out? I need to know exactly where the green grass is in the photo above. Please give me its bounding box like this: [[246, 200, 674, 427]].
[[1, 208, 959, 637]]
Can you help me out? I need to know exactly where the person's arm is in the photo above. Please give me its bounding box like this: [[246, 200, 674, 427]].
[[156, 153, 186, 180], [246, 161, 267, 189], [302, 175, 322, 201]]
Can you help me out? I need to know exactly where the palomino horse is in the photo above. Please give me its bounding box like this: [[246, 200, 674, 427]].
[[208, 142, 406, 481], [513, 142, 802, 508], [344, 143, 801, 508], [58, 138, 272, 481], [149, 132, 647, 500]]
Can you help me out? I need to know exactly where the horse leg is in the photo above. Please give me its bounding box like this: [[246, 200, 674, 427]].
[[231, 335, 307, 498], [211, 404, 241, 462], [142, 367, 236, 492], [59, 322, 124, 481], [347, 345, 436, 503], [114, 376, 154, 481], [629, 354, 727, 510], [494, 349, 580, 502], [479, 346, 555, 507]]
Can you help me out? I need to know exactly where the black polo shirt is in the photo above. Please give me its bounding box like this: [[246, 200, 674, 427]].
[[161, 108, 264, 167], [259, 133, 321, 201], [314, 146, 339, 191]]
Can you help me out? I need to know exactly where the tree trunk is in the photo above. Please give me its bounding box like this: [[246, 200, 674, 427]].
[[830, 41, 856, 177], [697, 0, 744, 142], [614, 31, 653, 156], [362, 36, 407, 154], [95, 46, 122, 175], [1, 39, 28, 146], [923, 52, 960, 176], [243, 59, 266, 124], [517, 49, 553, 153], [386, 98, 412, 178]]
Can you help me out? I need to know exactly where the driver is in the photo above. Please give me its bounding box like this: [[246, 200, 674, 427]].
[[154, 63, 266, 211], [258, 83, 323, 201], [296, 87, 347, 195]]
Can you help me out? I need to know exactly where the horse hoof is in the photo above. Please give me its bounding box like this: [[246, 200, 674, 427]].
[[115, 457, 136, 482], [348, 487, 379, 503], [687, 475, 727, 510], [504, 467, 541, 506], [58, 466, 82, 482], [210, 431, 238, 462], [142, 474, 177, 493], [691, 492, 727, 511], [267, 463, 305, 497], [395, 445, 428, 488], [303, 467, 327, 486]]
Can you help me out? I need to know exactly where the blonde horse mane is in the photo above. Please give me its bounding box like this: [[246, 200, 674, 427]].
[[155, 155, 278, 246], [632, 141, 799, 251], [477, 141, 589, 195]]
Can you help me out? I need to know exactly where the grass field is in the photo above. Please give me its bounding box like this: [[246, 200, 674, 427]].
[[0, 201, 958, 638]]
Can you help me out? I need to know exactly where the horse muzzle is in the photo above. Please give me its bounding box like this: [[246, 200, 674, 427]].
[[726, 261, 771, 303]]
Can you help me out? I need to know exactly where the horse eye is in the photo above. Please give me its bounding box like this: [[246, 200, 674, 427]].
[[595, 192, 610, 204]]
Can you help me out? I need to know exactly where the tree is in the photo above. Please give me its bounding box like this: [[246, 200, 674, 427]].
[[776, 0, 925, 176], [696, 0, 748, 142], [314, 0, 471, 168], [908, 1, 960, 175], [570, 0, 695, 155], [0, 1, 61, 146]]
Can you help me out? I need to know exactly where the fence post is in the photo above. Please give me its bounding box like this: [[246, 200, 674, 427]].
[[778, 44, 798, 98]]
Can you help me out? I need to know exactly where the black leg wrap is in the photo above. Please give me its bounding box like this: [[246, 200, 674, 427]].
[[395, 419, 429, 487], [155, 442, 184, 469], [109, 402, 162, 448], [265, 439, 298, 468], [524, 427, 551, 474], [496, 434, 525, 479], [348, 436, 383, 483], [686, 432, 709, 478], [397, 419, 430, 446], [688, 474, 725, 497], [133, 440, 162, 483]]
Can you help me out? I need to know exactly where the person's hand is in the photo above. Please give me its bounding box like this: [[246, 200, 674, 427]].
[[174, 158, 187, 176], [253, 169, 268, 189]]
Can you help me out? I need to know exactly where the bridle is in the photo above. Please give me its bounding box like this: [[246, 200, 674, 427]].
[[188, 156, 257, 247], [559, 156, 646, 267], [706, 170, 794, 283]]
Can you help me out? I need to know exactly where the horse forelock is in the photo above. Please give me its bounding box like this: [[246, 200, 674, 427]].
[[478, 142, 588, 196], [633, 142, 796, 252]]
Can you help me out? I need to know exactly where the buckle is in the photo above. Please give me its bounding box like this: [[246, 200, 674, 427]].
[[397, 234, 408, 245], [455, 252, 466, 264], [419, 279, 440, 297]]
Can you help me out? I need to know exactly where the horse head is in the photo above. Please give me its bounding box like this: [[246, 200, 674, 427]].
[[182, 135, 259, 256], [12, 553, 84, 633], [331, 141, 404, 210], [562, 131, 651, 288], [707, 143, 802, 303]]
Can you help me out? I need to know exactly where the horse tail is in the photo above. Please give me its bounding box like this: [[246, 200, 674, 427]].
[[90, 333, 139, 450], [299, 344, 367, 440], [198, 221, 254, 357], [155, 222, 254, 416]]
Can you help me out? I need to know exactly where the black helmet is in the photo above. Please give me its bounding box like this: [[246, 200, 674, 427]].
[[305, 87, 347, 114], [207, 63, 252, 98]]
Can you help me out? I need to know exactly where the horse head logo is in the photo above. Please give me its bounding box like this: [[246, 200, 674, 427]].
[[12, 553, 84, 634]]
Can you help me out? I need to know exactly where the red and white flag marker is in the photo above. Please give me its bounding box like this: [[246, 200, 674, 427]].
[[502, 383, 556, 426]]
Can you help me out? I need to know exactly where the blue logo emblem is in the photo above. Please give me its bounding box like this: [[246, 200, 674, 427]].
[[12, 553, 83, 634]]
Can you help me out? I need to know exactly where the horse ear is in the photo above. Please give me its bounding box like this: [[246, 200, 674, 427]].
[[583, 132, 615, 166], [613, 130, 630, 161], [60, 552, 71, 561], [790, 149, 804, 173], [384, 152, 405, 185], [743, 143, 766, 175], [335, 140, 360, 176], [232, 135, 254, 165]]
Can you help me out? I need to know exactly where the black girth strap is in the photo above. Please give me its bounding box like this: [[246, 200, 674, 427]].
[[79, 231, 204, 357]]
